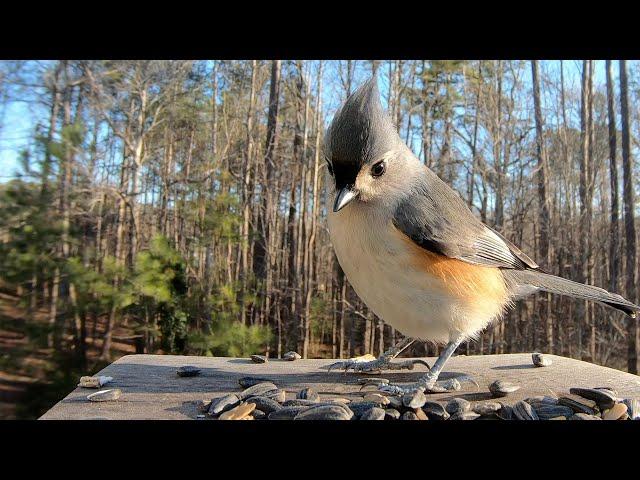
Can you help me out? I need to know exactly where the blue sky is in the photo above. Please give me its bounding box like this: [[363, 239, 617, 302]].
[[0, 98, 41, 179], [0, 60, 617, 182]]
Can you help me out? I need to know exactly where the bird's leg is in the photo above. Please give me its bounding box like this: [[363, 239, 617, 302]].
[[379, 336, 474, 394], [326, 337, 430, 374]]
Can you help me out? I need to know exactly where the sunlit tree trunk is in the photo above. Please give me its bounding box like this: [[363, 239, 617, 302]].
[[619, 60, 638, 374]]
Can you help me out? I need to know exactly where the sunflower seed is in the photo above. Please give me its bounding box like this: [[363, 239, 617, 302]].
[[532, 353, 552, 367], [401, 411, 419, 420], [549, 416, 566, 420], [286, 401, 353, 414], [348, 401, 381, 418], [558, 394, 598, 415], [238, 382, 278, 400], [387, 395, 404, 410], [363, 393, 390, 406], [422, 401, 450, 420], [450, 411, 480, 420], [360, 407, 386, 420], [622, 398, 639, 420], [87, 388, 121, 402], [534, 405, 574, 419], [330, 398, 351, 405], [414, 408, 429, 420], [385, 408, 401, 420], [496, 404, 514, 420], [489, 380, 520, 398], [263, 389, 286, 403], [208, 394, 241, 416], [176, 365, 201, 377], [283, 398, 323, 407], [268, 406, 309, 420], [525, 395, 558, 407], [238, 376, 274, 388], [601, 403, 627, 420], [594, 387, 618, 396], [250, 354, 267, 364], [283, 351, 302, 361], [445, 398, 471, 415], [569, 413, 602, 420], [569, 388, 616, 410], [78, 375, 113, 388], [245, 396, 282, 414], [219, 402, 256, 420], [513, 401, 539, 420], [403, 390, 426, 409], [196, 399, 212, 413], [252, 409, 266, 419], [297, 387, 319, 402], [294, 405, 353, 420], [325, 402, 353, 418], [473, 402, 502, 416]]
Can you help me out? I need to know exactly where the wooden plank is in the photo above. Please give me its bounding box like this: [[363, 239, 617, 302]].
[[40, 353, 640, 420]]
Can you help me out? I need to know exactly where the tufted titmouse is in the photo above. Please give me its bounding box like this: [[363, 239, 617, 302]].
[[325, 77, 639, 394]]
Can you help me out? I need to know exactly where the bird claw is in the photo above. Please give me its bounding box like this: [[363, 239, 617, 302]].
[[453, 373, 479, 389], [357, 378, 390, 391], [405, 359, 432, 371], [326, 356, 431, 375], [377, 383, 419, 396], [377, 374, 477, 396], [326, 360, 356, 373], [378, 381, 449, 395], [326, 358, 387, 374]]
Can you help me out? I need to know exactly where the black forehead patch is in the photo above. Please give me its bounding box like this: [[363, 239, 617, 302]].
[[325, 77, 398, 188]]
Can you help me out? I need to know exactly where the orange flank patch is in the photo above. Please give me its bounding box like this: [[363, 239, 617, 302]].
[[394, 227, 509, 306]]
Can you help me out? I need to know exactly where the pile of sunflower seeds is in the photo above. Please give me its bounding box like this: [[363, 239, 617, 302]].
[[198, 377, 640, 421]]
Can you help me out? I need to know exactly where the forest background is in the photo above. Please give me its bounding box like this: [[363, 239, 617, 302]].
[[0, 60, 638, 418]]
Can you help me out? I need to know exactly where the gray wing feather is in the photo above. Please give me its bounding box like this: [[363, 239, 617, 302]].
[[393, 169, 639, 317], [503, 270, 639, 317], [393, 169, 536, 270]]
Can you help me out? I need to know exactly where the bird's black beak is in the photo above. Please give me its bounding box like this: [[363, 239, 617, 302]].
[[333, 186, 359, 212]]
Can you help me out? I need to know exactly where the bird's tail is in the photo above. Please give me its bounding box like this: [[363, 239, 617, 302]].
[[503, 269, 640, 318]]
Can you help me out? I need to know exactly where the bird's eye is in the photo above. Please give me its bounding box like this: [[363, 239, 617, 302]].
[[371, 161, 386, 177]]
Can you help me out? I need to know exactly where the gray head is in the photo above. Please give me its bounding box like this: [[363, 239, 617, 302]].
[[325, 76, 415, 212]]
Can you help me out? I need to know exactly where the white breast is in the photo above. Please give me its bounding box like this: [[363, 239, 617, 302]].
[[328, 202, 500, 344]]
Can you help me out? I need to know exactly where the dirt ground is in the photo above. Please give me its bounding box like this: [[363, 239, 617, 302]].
[[0, 290, 136, 419]]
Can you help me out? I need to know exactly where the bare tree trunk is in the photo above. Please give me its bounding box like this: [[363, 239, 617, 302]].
[[129, 88, 147, 260], [531, 60, 552, 352], [253, 60, 281, 327], [240, 60, 257, 325], [577, 60, 593, 360], [619, 60, 638, 374], [45, 64, 62, 349], [101, 140, 129, 361], [303, 62, 323, 358], [606, 60, 620, 294], [60, 65, 86, 367]]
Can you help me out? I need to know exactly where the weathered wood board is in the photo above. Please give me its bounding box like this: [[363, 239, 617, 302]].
[[40, 353, 640, 420]]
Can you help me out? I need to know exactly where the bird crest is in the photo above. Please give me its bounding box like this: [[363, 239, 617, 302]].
[[325, 76, 399, 189]]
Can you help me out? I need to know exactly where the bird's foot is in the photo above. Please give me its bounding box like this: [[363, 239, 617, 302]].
[[326, 353, 430, 375], [378, 372, 478, 395]]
